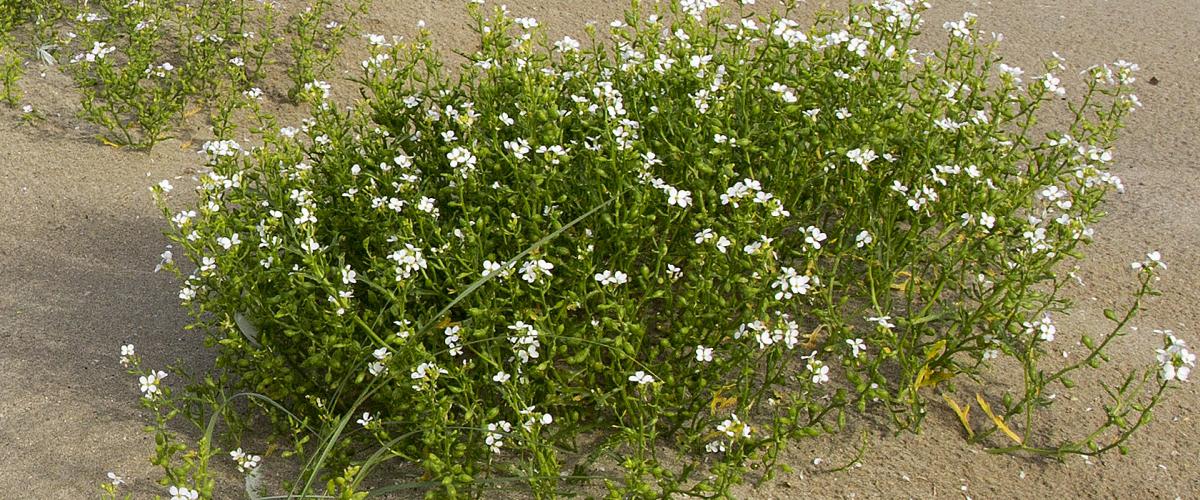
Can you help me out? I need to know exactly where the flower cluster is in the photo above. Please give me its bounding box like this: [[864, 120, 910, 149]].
[[229, 448, 262, 473], [1156, 332, 1194, 383]]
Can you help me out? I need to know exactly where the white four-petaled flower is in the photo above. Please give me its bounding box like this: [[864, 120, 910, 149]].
[[169, 486, 199, 500], [139, 370, 168, 397], [628, 371, 654, 385], [1157, 333, 1195, 383], [594, 269, 629, 286]]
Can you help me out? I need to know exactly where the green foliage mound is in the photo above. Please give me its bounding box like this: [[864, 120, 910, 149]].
[[150, 1, 1169, 497]]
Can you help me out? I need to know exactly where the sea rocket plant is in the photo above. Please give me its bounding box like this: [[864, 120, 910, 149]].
[[146, 0, 1182, 497]]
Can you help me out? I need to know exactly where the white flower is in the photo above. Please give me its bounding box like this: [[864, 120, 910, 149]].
[[867, 315, 896, 330], [302, 80, 332, 99], [743, 235, 774, 255], [519, 259, 554, 283], [119, 343, 136, 366], [106, 472, 125, 486], [154, 248, 174, 272], [200, 139, 242, 158], [695, 345, 713, 362], [217, 233, 241, 249], [807, 359, 830, 384], [230, 448, 262, 473], [293, 206, 318, 226], [847, 37, 868, 57], [503, 138, 531, 159], [705, 440, 727, 453], [943, 17, 970, 38], [979, 212, 996, 230], [594, 269, 629, 286], [715, 236, 732, 254], [846, 338, 867, 358], [356, 412, 374, 427], [340, 265, 358, 285], [769, 82, 798, 103], [1133, 251, 1167, 270], [485, 420, 512, 453], [493, 370, 511, 383], [446, 146, 477, 177], [76, 41, 116, 62], [169, 486, 199, 500], [157, 179, 174, 193], [665, 187, 692, 208], [1023, 314, 1057, 342], [444, 325, 463, 357], [680, 0, 720, 19], [197, 256, 217, 273], [365, 33, 389, 46], [1042, 73, 1066, 97], [999, 63, 1025, 83], [771, 267, 812, 300], [300, 238, 321, 254], [555, 35, 580, 52], [628, 370, 655, 385], [409, 362, 447, 389], [717, 413, 751, 438], [139, 370, 168, 397], [846, 148, 878, 170], [388, 244, 428, 280], [368, 361, 387, 377], [504, 321, 540, 364], [416, 196, 438, 216], [804, 226, 827, 250], [1157, 334, 1195, 383], [855, 230, 873, 248], [694, 228, 716, 244], [481, 259, 513, 279]]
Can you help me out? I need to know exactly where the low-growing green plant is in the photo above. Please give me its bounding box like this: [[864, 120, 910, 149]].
[[68, 0, 187, 148], [0, 37, 20, 105], [103, 345, 269, 500], [284, 0, 370, 101], [0, 0, 43, 106], [0, 0, 64, 111], [67, 0, 281, 148], [134, 0, 1189, 498], [175, 0, 281, 101]]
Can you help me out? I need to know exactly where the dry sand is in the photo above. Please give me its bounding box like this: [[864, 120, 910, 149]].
[[0, 0, 1196, 497]]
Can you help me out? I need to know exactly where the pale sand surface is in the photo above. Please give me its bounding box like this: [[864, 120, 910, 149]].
[[0, 0, 1196, 497]]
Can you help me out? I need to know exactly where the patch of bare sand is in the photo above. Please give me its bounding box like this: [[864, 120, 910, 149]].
[[1, 0, 1196, 497]]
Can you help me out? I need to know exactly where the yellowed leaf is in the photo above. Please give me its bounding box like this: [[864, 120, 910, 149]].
[[976, 393, 1022, 444], [943, 393, 974, 439], [803, 324, 825, 350]]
